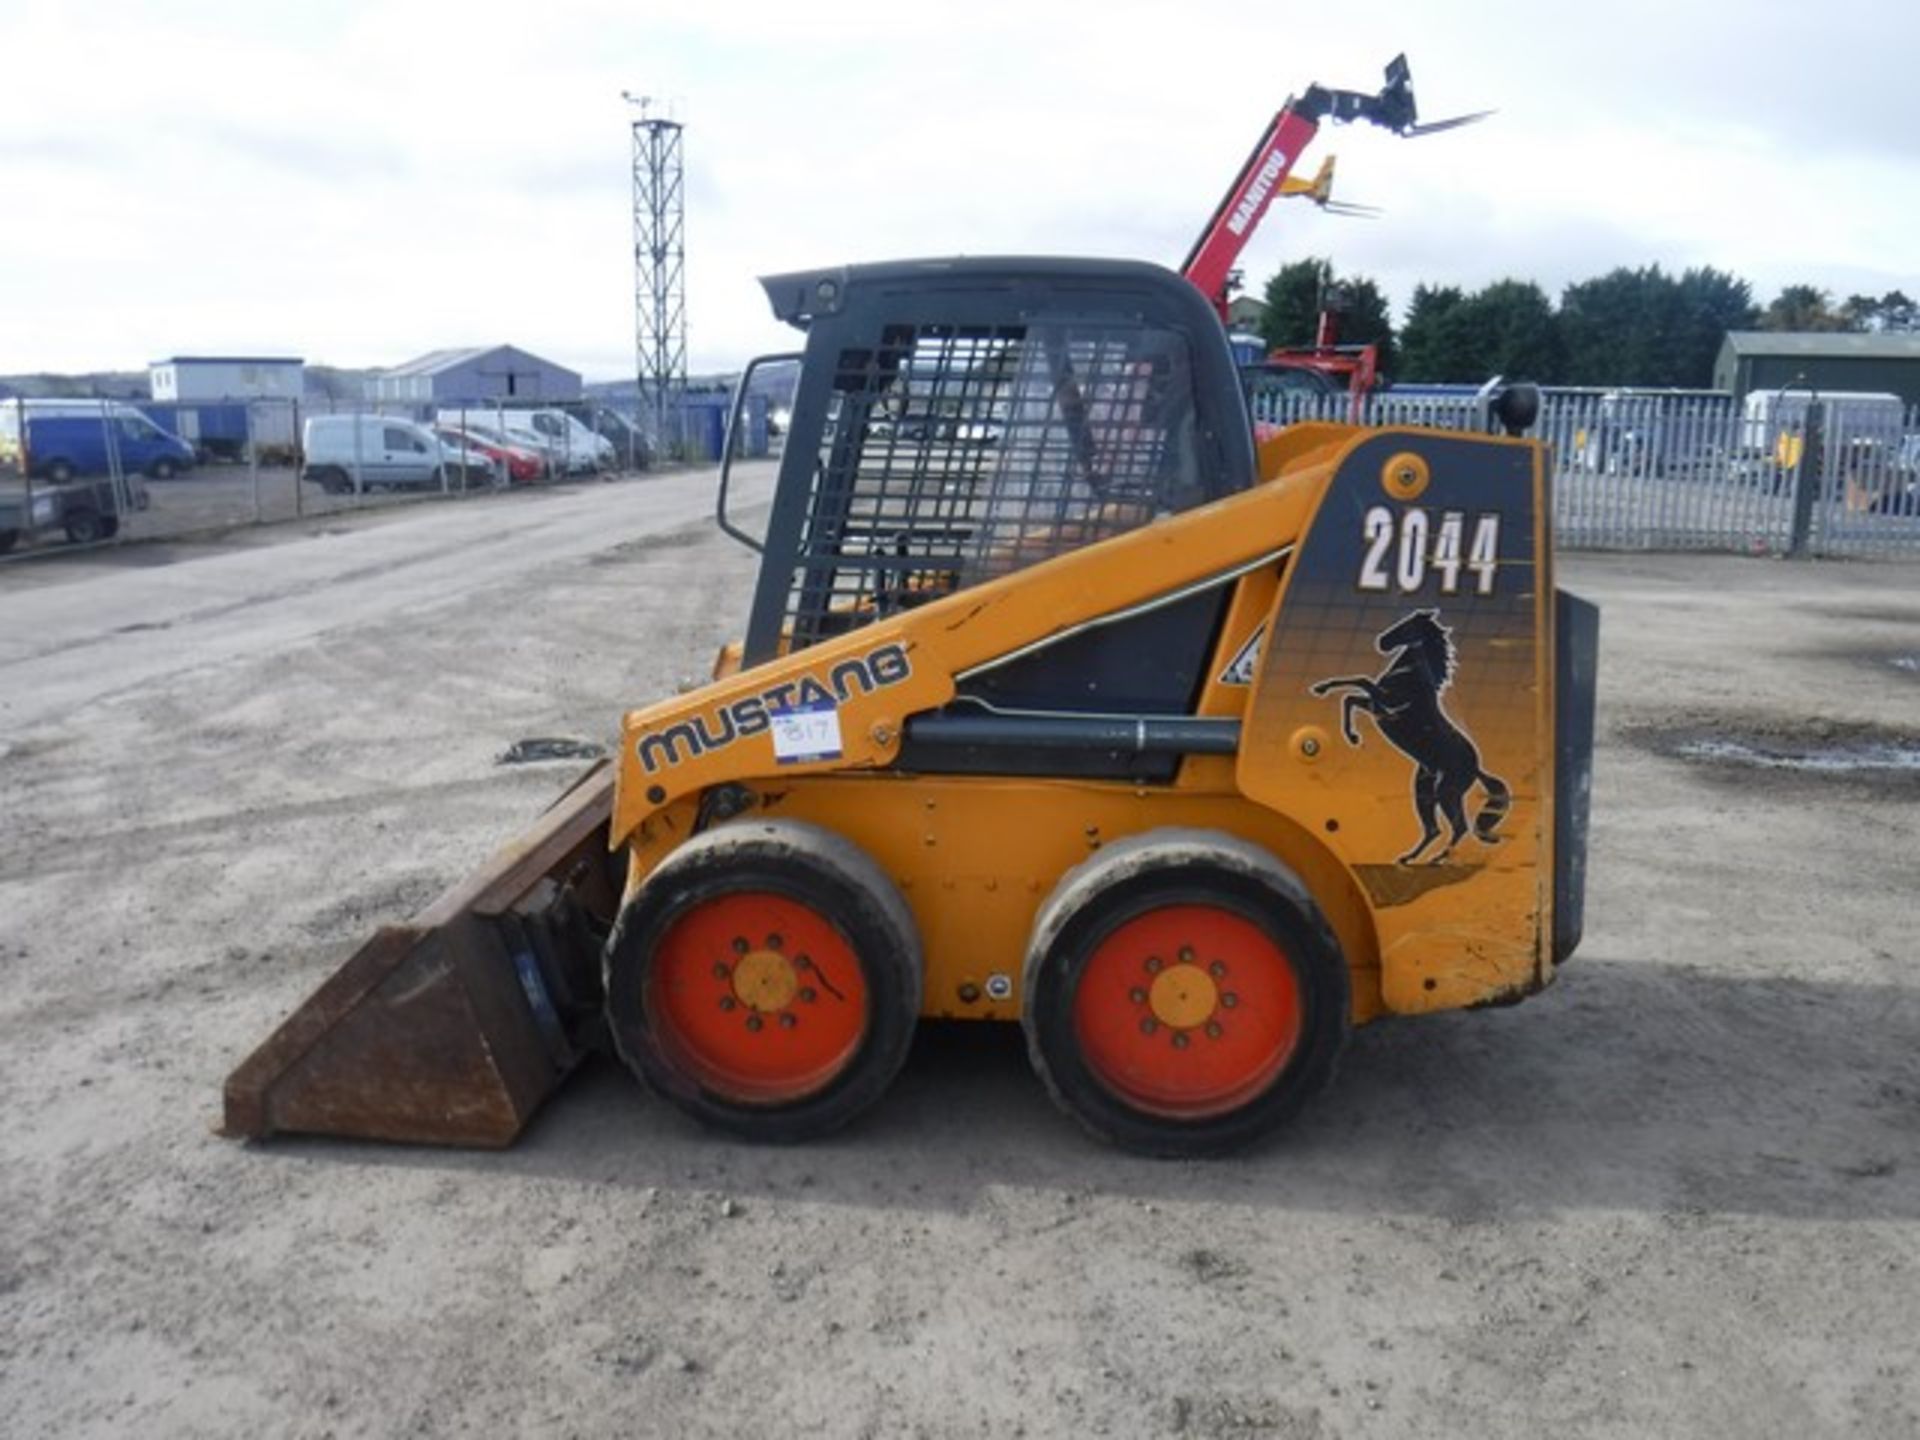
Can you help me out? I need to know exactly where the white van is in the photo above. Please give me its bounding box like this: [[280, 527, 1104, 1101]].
[[303, 415, 452, 493], [1741, 388, 1905, 460]]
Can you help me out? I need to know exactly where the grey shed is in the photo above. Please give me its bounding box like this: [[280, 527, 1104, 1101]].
[[1714, 331, 1920, 405], [369, 345, 583, 406]]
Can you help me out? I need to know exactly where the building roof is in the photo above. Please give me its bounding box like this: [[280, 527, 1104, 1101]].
[[1721, 331, 1920, 360], [378, 344, 580, 379], [380, 346, 501, 379], [151, 355, 305, 366]]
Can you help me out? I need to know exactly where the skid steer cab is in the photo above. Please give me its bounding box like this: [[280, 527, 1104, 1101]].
[[225, 257, 1596, 1158]]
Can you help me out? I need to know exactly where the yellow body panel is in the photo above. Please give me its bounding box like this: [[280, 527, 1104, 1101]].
[[614, 421, 1560, 1027], [1236, 426, 1556, 1013]]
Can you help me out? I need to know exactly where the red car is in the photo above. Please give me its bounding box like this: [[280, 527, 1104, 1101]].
[[434, 425, 545, 484]]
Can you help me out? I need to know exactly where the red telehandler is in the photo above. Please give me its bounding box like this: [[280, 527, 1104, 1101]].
[[1180, 54, 1487, 414]]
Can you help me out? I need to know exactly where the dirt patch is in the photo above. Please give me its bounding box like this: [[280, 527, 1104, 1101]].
[[1635, 717, 1920, 791], [1677, 737, 1920, 773], [1814, 604, 1920, 626], [497, 737, 607, 765], [587, 525, 708, 565]]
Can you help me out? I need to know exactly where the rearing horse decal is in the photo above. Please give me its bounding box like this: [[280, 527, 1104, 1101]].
[[1311, 609, 1511, 866]]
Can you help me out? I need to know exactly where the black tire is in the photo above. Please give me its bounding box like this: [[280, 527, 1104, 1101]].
[[1022, 829, 1349, 1157], [604, 819, 922, 1142], [150, 459, 177, 480], [47, 460, 75, 484], [0, 529, 17, 554], [63, 508, 108, 545]]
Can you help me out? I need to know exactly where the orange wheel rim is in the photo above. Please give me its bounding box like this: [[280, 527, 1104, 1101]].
[[646, 891, 869, 1104], [1071, 904, 1301, 1119]]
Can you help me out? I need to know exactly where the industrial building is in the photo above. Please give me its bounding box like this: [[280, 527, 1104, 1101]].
[[145, 355, 306, 459], [149, 355, 305, 402], [1714, 331, 1920, 405], [369, 346, 582, 407]]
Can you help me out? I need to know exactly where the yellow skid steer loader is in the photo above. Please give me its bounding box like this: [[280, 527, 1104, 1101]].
[[224, 257, 1596, 1156]]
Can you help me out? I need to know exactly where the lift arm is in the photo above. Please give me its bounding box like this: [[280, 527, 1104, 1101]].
[[1179, 54, 1488, 321]]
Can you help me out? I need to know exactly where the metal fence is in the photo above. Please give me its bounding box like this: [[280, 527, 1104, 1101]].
[[1251, 388, 1920, 559], [0, 395, 677, 560], [7, 383, 1916, 563]]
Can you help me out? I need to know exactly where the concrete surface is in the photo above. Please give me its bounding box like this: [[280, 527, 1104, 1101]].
[[1, 475, 1916, 1439]]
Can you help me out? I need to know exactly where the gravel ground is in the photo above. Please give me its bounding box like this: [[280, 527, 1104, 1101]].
[[1, 474, 1916, 1439]]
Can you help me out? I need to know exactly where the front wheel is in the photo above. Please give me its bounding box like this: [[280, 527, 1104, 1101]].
[[64, 509, 111, 545], [1023, 830, 1349, 1157], [604, 819, 922, 1142]]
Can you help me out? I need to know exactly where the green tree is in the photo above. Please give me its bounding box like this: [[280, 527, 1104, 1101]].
[[1559, 266, 1674, 385], [1555, 264, 1754, 385], [1672, 266, 1758, 387], [1396, 280, 1563, 382], [1257, 258, 1330, 351], [1840, 293, 1882, 331], [1397, 284, 1471, 381], [1836, 290, 1918, 332], [1458, 280, 1566, 383], [1760, 284, 1846, 332]]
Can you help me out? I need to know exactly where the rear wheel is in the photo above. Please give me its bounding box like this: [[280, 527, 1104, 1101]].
[[604, 820, 922, 1141], [63, 508, 110, 545], [1023, 830, 1348, 1157], [150, 458, 177, 480]]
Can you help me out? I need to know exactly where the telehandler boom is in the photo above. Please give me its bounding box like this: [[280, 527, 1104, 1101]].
[[225, 255, 1596, 1156], [1180, 52, 1487, 322]]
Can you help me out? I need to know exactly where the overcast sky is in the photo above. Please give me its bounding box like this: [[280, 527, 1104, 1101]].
[[2, 0, 1914, 379]]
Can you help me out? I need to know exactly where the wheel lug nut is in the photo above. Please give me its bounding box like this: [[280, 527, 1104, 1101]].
[[1171, 1031, 1190, 1049], [778, 1013, 797, 1029], [1205, 1021, 1224, 1040], [765, 933, 783, 950], [1140, 1017, 1158, 1036], [1221, 992, 1238, 1009], [731, 937, 750, 954], [1178, 946, 1195, 963], [799, 987, 817, 1003], [745, 1014, 763, 1032], [719, 996, 737, 1012], [795, 954, 812, 971], [1208, 960, 1226, 979], [1129, 987, 1147, 1004], [1144, 955, 1163, 975], [712, 962, 731, 980]]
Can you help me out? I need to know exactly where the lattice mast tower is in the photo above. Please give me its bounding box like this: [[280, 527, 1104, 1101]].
[[624, 94, 686, 456]]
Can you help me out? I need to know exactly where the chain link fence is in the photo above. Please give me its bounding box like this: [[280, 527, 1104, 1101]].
[[0, 395, 689, 560], [7, 383, 1913, 562], [1252, 387, 1920, 559]]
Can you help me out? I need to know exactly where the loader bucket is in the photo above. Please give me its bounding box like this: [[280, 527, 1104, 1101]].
[[222, 764, 620, 1147]]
